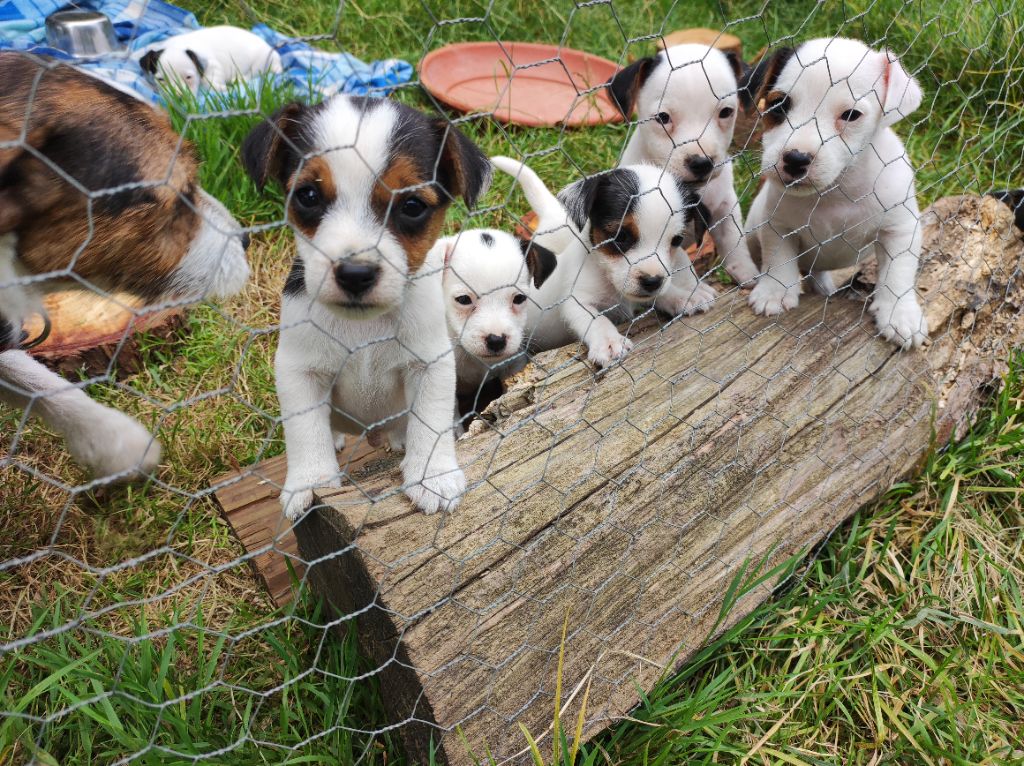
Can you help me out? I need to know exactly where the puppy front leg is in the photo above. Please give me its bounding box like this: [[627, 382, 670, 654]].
[[401, 351, 465, 514], [276, 350, 340, 520], [657, 257, 716, 317], [707, 192, 759, 285], [561, 298, 632, 368], [871, 224, 928, 349], [0, 351, 161, 481], [748, 227, 802, 316]]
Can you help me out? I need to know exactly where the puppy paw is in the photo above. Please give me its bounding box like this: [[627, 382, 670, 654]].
[[660, 282, 717, 317], [586, 332, 633, 368], [280, 475, 341, 521], [67, 408, 161, 483], [332, 431, 347, 452], [871, 297, 928, 349], [725, 257, 760, 286], [403, 465, 466, 514], [748, 279, 800, 316]]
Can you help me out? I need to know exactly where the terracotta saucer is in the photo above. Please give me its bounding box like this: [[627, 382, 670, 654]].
[[420, 41, 623, 128]]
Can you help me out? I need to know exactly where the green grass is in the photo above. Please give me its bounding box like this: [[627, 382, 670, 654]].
[[2, 1, 1024, 764]]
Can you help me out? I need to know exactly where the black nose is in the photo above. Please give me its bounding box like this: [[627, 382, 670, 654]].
[[639, 274, 664, 293], [782, 150, 813, 177], [685, 156, 714, 179], [240, 232, 251, 251], [485, 334, 507, 353], [334, 261, 380, 296]]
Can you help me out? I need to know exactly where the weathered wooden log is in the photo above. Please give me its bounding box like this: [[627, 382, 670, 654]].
[[295, 196, 1024, 765]]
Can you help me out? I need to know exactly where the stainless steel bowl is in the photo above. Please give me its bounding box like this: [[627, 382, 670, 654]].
[[45, 10, 120, 59]]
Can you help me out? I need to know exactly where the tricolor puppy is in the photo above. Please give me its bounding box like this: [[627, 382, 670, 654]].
[[609, 43, 759, 284], [1, 53, 250, 480], [242, 96, 491, 519], [743, 37, 928, 348], [492, 157, 715, 368], [440, 228, 556, 395], [140, 26, 283, 95]]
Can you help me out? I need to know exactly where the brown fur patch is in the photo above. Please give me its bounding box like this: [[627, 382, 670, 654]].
[[591, 214, 639, 258], [761, 89, 790, 128], [370, 154, 446, 273], [0, 53, 200, 298]]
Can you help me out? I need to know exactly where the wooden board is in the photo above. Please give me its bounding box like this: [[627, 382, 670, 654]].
[[25, 287, 184, 377], [286, 196, 1024, 764]]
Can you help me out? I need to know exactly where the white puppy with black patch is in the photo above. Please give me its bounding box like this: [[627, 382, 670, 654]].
[[242, 96, 491, 520], [440, 228, 556, 395], [140, 26, 283, 94], [492, 157, 715, 368], [608, 43, 759, 284], [744, 37, 928, 349]]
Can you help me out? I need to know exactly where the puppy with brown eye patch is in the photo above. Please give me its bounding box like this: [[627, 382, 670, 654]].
[[241, 95, 492, 520], [492, 157, 715, 369]]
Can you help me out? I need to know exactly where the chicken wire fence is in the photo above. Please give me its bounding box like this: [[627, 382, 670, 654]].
[[2, 0, 1023, 764]]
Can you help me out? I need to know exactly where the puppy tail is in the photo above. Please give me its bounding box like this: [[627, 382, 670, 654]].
[[490, 156, 578, 252]]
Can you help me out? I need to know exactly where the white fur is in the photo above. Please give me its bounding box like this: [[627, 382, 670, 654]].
[[746, 38, 927, 349], [144, 26, 283, 94], [619, 44, 759, 284], [491, 157, 715, 368], [274, 98, 466, 520], [441, 229, 533, 394]]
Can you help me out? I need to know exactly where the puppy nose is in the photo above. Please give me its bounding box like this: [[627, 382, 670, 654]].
[[685, 156, 714, 179], [639, 274, 664, 293], [239, 232, 251, 251], [485, 334, 507, 353], [334, 261, 380, 296], [782, 150, 813, 177]]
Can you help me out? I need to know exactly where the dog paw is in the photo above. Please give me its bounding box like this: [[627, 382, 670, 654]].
[[748, 279, 800, 316], [67, 408, 162, 483], [871, 297, 928, 349], [661, 282, 717, 317], [403, 465, 466, 514], [332, 431, 347, 451], [279, 475, 341, 521], [586, 332, 633, 368], [725, 257, 760, 286]]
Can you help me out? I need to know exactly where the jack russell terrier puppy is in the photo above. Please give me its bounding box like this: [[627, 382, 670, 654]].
[[743, 37, 928, 349], [242, 96, 491, 520], [608, 43, 760, 284], [140, 26, 283, 95], [492, 156, 715, 368], [1, 53, 250, 481], [440, 228, 556, 397]]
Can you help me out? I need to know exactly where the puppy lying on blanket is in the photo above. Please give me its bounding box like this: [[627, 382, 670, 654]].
[[0, 53, 250, 481], [242, 96, 491, 519]]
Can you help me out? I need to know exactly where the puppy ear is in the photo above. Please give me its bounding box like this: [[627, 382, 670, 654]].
[[608, 55, 659, 119], [241, 102, 307, 191], [722, 50, 750, 86], [435, 121, 492, 209], [139, 49, 162, 74], [879, 50, 922, 127], [557, 175, 603, 231], [520, 238, 557, 289], [741, 47, 794, 113], [184, 49, 206, 78]]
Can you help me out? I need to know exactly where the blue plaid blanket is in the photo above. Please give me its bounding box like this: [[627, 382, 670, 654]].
[[0, 0, 413, 104]]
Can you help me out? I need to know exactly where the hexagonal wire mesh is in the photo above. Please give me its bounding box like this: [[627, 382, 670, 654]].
[[2, 0, 1023, 764]]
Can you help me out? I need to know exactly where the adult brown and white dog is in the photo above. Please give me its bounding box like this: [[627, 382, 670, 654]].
[[242, 96, 491, 519], [1, 53, 250, 481]]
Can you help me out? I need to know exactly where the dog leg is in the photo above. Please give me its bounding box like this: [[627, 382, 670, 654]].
[[400, 350, 465, 514], [707, 192, 759, 285], [870, 226, 928, 349], [0, 351, 161, 482], [808, 270, 837, 296], [561, 299, 633, 368], [748, 227, 802, 316], [276, 347, 341, 521]]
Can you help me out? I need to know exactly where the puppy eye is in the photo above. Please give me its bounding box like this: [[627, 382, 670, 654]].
[[400, 196, 429, 219], [840, 109, 863, 122], [454, 294, 473, 306], [718, 107, 735, 119], [764, 95, 790, 116], [670, 235, 684, 248], [293, 184, 322, 209], [512, 293, 527, 305], [613, 230, 636, 253], [654, 112, 671, 125]]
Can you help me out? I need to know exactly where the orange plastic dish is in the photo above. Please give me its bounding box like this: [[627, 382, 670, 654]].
[[419, 41, 623, 128]]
